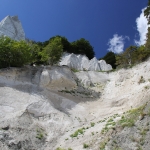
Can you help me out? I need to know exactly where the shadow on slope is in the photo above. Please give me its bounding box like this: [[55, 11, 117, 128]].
[[0, 66, 103, 116]]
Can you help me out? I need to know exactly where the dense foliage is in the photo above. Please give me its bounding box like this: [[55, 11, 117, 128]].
[[144, 1, 150, 51], [115, 45, 150, 68], [71, 38, 95, 59], [0, 35, 95, 69], [0, 36, 31, 68], [40, 37, 63, 65], [35, 36, 95, 60], [99, 52, 116, 69]]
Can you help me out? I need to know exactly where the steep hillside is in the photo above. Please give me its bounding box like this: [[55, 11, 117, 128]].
[[0, 59, 150, 150]]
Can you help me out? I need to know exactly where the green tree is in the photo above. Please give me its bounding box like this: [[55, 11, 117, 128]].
[[0, 36, 13, 68], [123, 46, 137, 65], [144, 0, 150, 24], [28, 42, 43, 65], [115, 45, 150, 68], [71, 38, 95, 59], [49, 35, 71, 53], [0, 36, 32, 68], [41, 37, 63, 65], [115, 46, 137, 68], [144, 0, 150, 51], [145, 27, 150, 50], [115, 53, 127, 68], [11, 40, 31, 67], [99, 52, 116, 69], [33, 36, 95, 59], [136, 45, 150, 62]]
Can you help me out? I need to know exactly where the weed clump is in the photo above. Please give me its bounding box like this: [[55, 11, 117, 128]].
[[36, 128, 44, 140], [83, 143, 89, 148], [70, 128, 85, 138], [90, 122, 95, 127], [138, 76, 145, 84]]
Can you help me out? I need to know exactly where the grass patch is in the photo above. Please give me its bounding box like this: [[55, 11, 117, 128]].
[[90, 122, 95, 127], [83, 143, 89, 148], [118, 105, 145, 128], [144, 86, 149, 89], [36, 128, 44, 140], [99, 137, 109, 150], [101, 104, 146, 135], [56, 148, 65, 150], [71, 68, 79, 72], [148, 108, 150, 116], [138, 76, 145, 84], [70, 128, 85, 138]]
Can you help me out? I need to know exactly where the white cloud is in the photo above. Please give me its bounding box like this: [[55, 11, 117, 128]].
[[125, 36, 130, 41], [135, 8, 149, 46], [107, 34, 129, 54]]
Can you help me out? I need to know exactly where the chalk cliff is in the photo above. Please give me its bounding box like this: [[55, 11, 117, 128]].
[[59, 53, 112, 71], [0, 58, 150, 149], [0, 15, 25, 41]]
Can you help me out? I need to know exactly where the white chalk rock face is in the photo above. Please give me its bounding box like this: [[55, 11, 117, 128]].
[[99, 60, 112, 71], [43, 66, 77, 90], [75, 71, 109, 87], [0, 15, 25, 40], [77, 55, 89, 70], [107, 64, 113, 71], [75, 71, 91, 87], [88, 71, 109, 83], [60, 53, 82, 70], [88, 57, 101, 71], [40, 69, 50, 87], [59, 53, 112, 71]]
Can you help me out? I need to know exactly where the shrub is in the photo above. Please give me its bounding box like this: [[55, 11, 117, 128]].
[[83, 143, 89, 148]]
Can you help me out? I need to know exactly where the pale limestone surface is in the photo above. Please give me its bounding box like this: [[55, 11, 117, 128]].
[[0, 16, 25, 40]]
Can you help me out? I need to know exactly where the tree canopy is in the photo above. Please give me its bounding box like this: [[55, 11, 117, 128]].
[[115, 45, 150, 68], [0, 36, 31, 68], [99, 51, 116, 69], [71, 38, 95, 59], [0, 34, 96, 69], [40, 37, 63, 65], [144, 0, 150, 24], [35, 36, 95, 60]]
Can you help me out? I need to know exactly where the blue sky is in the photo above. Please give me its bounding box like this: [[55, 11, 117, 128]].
[[0, 0, 148, 59]]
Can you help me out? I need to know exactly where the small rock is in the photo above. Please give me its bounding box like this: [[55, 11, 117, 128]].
[[2, 126, 9, 130]]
